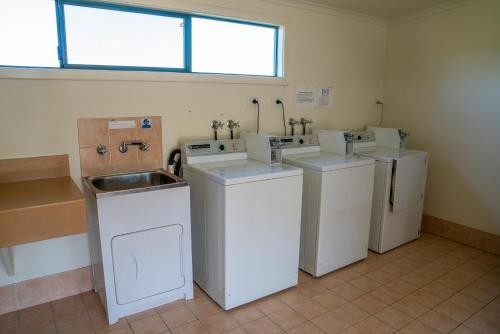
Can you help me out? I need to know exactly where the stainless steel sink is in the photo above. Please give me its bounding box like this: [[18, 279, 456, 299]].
[[83, 170, 187, 198]]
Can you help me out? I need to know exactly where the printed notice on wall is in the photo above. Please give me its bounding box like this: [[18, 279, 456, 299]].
[[318, 87, 333, 108], [295, 86, 316, 107]]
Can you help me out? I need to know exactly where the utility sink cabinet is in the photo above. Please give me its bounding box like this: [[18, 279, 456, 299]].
[[83, 170, 193, 324]]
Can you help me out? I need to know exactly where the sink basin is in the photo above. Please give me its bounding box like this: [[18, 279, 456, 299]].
[[84, 170, 186, 198]]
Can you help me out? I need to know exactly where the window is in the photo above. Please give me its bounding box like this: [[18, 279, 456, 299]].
[[192, 18, 277, 76], [63, 4, 185, 69], [0, 0, 282, 77], [0, 1, 59, 67]]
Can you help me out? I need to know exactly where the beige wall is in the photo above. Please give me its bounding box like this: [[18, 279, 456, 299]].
[[383, 0, 500, 235], [0, 0, 386, 284]]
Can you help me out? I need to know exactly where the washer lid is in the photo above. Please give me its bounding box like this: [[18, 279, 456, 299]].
[[189, 159, 303, 185], [283, 152, 375, 172], [355, 147, 427, 162]]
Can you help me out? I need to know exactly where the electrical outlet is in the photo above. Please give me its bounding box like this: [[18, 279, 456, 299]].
[[248, 97, 260, 107], [271, 97, 283, 106]]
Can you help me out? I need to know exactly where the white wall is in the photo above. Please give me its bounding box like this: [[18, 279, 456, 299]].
[[0, 0, 387, 285], [383, 0, 500, 235]]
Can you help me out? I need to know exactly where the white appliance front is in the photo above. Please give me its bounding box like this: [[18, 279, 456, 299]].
[[187, 164, 303, 310], [284, 153, 375, 277], [85, 185, 193, 324], [366, 155, 428, 253]]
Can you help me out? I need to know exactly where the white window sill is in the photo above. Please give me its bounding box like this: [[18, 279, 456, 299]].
[[0, 67, 288, 86]]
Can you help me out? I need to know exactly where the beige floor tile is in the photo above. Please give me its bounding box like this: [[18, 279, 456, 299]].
[[172, 320, 209, 334], [242, 316, 283, 334], [297, 281, 329, 298], [268, 306, 306, 331], [392, 297, 429, 318], [126, 309, 158, 323], [421, 282, 457, 301], [400, 320, 441, 334], [450, 325, 478, 334], [352, 294, 388, 315], [434, 293, 484, 323], [255, 297, 289, 315], [279, 289, 313, 306], [129, 314, 168, 334], [407, 289, 446, 309], [384, 279, 419, 297], [286, 321, 325, 334], [349, 276, 381, 292], [353, 316, 395, 334], [379, 264, 410, 278], [199, 312, 239, 334], [156, 300, 187, 314], [313, 291, 348, 310], [331, 284, 365, 302], [329, 268, 361, 282], [375, 307, 413, 329], [333, 303, 370, 325], [311, 311, 351, 334], [57, 323, 95, 334], [227, 304, 264, 325], [419, 310, 459, 334], [399, 272, 432, 288], [299, 271, 314, 283], [368, 286, 404, 305], [365, 269, 395, 285], [290, 300, 328, 320], [464, 301, 500, 334], [223, 328, 247, 334], [318, 275, 345, 290], [160, 305, 196, 329], [187, 298, 222, 319]]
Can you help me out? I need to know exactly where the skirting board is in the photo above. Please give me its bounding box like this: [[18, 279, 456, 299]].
[[0, 266, 93, 315], [422, 214, 500, 255]]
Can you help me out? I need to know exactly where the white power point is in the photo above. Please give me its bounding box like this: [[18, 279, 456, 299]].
[[248, 97, 260, 107], [271, 97, 283, 106]]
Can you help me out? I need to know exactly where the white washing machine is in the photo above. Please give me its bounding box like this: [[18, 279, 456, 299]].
[[245, 133, 375, 277], [181, 139, 303, 310], [322, 127, 428, 253]]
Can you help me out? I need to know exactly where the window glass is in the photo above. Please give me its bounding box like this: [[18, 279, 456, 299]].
[[63, 4, 185, 68], [0, 1, 59, 67], [192, 18, 276, 76]]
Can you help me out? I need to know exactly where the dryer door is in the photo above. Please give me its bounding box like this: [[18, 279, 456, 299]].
[[111, 225, 185, 305], [390, 153, 428, 213]]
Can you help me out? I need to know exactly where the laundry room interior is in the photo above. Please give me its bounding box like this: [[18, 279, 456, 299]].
[[0, 0, 499, 333]]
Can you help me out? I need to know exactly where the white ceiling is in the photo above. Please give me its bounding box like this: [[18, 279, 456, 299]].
[[303, 0, 459, 19]]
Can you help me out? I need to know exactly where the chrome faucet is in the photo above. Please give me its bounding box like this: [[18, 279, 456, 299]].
[[288, 118, 300, 136], [210, 120, 224, 140], [300, 118, 313, 135], [226, 120, 240, 139], [119, 140, 150, 153]]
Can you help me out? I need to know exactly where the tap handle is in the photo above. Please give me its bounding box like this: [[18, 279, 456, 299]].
[[227, 120, 240, 130], [210, 120, 224, 130]]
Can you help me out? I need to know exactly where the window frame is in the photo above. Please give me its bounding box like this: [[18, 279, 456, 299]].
[[52, 0, 280, 77]]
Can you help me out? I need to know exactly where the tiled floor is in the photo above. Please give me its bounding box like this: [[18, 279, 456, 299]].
[[1, 233, 499, 334]]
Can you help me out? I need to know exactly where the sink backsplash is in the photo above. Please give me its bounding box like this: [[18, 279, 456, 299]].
[[77, 116, 162, 177]]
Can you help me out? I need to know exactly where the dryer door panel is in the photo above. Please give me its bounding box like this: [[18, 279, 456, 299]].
[[391, 153, 428, 213], [111, 225, 185, 305]]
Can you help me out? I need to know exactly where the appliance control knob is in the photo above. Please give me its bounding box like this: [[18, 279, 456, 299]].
[[358, 135, 362, 140], [299, 139, 304, 144], [219, 144, 225, 151]]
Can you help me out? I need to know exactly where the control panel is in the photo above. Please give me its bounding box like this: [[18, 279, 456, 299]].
[[184, 139, 246, 157], [277, 135, 319, 148], [351, 131, 376, 144]]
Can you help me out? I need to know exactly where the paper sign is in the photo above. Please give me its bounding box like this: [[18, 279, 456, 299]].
[[295, 86, 317, 107], [109, 120, 136, 129], [318, 87, 333, 108]]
